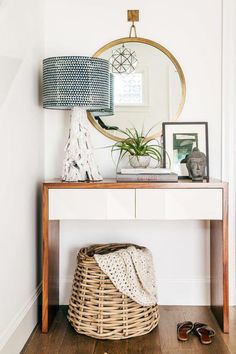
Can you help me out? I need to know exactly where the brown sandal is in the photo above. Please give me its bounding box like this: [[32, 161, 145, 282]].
[[177, 321, 194, 341], [194, 322, 215, 345]]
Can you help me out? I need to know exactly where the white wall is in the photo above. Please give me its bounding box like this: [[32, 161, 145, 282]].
[[44, 0, 235, 305], [0, 0, 44, 352]]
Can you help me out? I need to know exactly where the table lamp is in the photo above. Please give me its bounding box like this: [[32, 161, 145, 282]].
[[43, 56, 110, 182]]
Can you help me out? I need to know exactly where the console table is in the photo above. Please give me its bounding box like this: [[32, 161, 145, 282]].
[[42, 179, 229, 333]]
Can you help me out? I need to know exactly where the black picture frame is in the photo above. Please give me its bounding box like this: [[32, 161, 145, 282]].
[[162, 122, 209, 181]]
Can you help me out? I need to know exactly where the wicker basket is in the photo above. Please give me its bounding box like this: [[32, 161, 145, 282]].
[[67, 243, 160, 340]]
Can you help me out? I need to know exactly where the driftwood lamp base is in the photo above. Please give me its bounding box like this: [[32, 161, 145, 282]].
[[62, 107, 102, 182]]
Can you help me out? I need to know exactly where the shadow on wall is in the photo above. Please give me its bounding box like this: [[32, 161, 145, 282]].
[[0, 56, 22, 107]]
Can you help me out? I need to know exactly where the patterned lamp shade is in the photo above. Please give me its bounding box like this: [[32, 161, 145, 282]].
[[43, 56, 110, 110], [89, 74, 114, 117]]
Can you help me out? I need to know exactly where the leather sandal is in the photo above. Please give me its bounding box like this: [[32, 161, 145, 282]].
[[177, 321, 194, 341], [193, 322, 215, 344]]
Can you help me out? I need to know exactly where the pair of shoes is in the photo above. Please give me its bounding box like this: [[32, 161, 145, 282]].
[[177, 321, 215, 345]]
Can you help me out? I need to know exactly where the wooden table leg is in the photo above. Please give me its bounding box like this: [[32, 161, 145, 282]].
[[210, 184, 229, 333], [42, 185, 60, 333]]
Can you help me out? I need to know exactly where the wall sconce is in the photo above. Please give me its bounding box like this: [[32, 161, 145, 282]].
[[110, 10, 139, 74]]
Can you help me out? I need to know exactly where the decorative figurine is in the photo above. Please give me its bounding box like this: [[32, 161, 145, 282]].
[[186, 147, 207, 181]]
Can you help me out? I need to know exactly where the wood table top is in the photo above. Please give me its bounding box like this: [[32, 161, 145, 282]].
[[43, 178, 227, 189]]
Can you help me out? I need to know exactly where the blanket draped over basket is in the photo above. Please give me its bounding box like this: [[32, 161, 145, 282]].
[[94, 245, 157, 306]]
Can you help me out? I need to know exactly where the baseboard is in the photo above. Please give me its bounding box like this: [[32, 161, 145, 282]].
[[0, 283, 41, 354], [59, 276, 211, 306]]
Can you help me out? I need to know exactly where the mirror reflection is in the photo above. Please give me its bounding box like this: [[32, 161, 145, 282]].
[[88, 38, 186, 141]]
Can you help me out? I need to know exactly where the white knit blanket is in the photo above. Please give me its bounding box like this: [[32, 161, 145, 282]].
[[94, 246, 157, 306]]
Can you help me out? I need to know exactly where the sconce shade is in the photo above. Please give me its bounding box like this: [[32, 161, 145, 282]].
[[43, 56, 110, 110], [89, 74, 114, 117], [110, 44, 138, 74]]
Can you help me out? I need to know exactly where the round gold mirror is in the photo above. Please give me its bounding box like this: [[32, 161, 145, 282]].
[[88, 37, 186, 141]]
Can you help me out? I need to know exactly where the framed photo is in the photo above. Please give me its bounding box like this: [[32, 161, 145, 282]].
[[162, 122, 209, 179]]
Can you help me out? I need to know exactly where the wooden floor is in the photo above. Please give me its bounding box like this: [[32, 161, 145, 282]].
[[22, 306, 236, 354]]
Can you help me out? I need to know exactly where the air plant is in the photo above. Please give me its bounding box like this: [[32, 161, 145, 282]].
[[111, 126, 170, 169]]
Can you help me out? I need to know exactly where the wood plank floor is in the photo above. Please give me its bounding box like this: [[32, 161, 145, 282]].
[[22, 306, 236, 354]]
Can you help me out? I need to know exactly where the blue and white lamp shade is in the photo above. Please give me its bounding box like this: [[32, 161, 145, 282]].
[[89, 74, 114, 117], [43, 56, 110, 110]]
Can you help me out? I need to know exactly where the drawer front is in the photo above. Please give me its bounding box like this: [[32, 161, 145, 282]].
[[136, 189, 222, 220], [49, 189, 135, 220]]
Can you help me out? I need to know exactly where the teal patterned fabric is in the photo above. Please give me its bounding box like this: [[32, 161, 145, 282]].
[[43, 56, 110, 110]]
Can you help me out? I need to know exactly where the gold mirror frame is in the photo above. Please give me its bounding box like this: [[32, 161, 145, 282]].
[[87, 37, 186, 141]]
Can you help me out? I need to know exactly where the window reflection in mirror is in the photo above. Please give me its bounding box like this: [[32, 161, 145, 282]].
[[114, 72, 143, 105]]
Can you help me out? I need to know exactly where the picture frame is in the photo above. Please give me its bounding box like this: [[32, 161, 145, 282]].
[[162, 122, 209, 180]]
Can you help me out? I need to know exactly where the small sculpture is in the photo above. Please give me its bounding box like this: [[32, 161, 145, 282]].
[[186, 148, 207, 181]]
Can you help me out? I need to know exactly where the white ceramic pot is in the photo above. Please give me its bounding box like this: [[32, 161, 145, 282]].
[[129, 155, 151, 168]]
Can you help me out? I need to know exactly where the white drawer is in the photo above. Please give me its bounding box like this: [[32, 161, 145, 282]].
[[49, 189, 135, 220], [136, 189, 222, 220]]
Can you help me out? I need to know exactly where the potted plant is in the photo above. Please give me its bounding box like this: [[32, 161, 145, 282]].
[[111, 127, 168, 169]]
